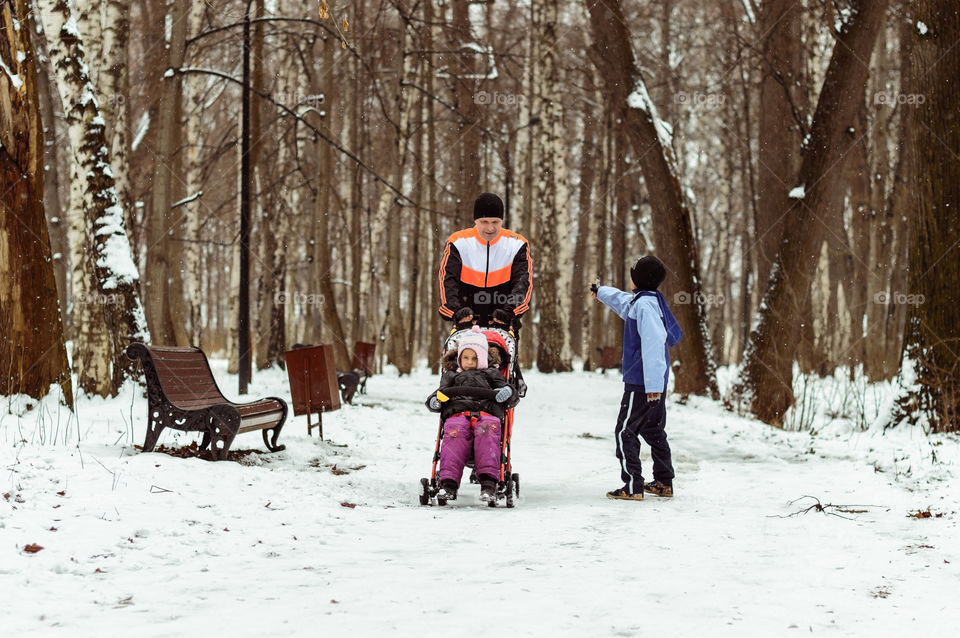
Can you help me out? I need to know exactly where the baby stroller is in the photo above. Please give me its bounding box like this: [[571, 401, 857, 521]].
[[419, 326, 521, 508]]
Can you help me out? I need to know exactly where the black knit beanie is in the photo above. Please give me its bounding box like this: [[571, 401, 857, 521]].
[[631, 256, 667, 291], [473, 192, 504, 220]]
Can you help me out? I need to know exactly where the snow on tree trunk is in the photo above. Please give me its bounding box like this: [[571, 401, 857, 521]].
[[585, 0, 717, 396], [38, 0, 149, 397], [0, 0, 73, 406], [891, 2, 960, 433], [101, 0, 132, 255], [533, 0, 572, 373]]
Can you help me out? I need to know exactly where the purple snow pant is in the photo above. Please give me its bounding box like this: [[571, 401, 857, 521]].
[[438, 412, 501, 485]]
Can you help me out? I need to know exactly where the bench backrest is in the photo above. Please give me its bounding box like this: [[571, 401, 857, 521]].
[[145, 346, 228, 410]]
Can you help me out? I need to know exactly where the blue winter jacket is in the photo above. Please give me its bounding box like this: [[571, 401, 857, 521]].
[[596, 287, 682, 393]]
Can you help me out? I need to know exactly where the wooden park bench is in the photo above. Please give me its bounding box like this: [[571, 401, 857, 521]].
[[127, 344, 288, 460]]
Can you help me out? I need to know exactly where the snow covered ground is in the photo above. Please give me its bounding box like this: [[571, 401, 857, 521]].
[[3, 362, 960, 636]]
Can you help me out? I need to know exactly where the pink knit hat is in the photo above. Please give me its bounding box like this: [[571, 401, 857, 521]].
[[457, 326, 489, 370]]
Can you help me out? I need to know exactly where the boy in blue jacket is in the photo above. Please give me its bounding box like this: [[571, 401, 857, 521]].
[[590, 256, 683, 500]]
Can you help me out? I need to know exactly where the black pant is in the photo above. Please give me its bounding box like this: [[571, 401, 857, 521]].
[[614, 390, 674, 493]]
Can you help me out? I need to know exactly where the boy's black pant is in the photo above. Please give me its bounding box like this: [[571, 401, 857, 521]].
[[614, 389, 674, 493]]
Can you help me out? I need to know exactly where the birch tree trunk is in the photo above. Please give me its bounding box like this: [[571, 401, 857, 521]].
[[39, 0, 149, 396], [0, 0, 73, 406], [386, 7, 416, 374], [312, 34, 351, 370], [181, 0, 205, 346], [101, 0, 131, 224], [734, 0, 889, 426], [586, 0, 718, 397], [532, 0, 571, 372], [569, 102, 598, 359]]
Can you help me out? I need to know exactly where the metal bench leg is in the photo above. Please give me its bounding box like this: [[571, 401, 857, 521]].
[[142, 412, 165, 453], [206, 410, 240, 461], [261, 399, 288, 453]]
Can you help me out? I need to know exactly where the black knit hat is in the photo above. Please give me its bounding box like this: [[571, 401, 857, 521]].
[[473, 192, 504, 220], [631, 256, 667, 291]]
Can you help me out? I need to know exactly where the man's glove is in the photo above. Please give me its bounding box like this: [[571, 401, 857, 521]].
[[428, 396, 441, 410], [494, 386, 514, 403], [491, 308, 513, 326], [453, 307, 474, 328]]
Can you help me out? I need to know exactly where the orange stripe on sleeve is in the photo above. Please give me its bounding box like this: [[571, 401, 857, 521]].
[[438, 243, 452, 314], [515, 243, 532, 314]]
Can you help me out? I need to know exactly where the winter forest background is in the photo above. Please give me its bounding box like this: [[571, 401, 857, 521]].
[[2, 0, 959, 433]]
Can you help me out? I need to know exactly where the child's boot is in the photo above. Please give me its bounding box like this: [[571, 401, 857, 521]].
[[606, 485, 644, 500], [643, 480, 673, 497], [479, 478, 497, 505], [438, 479, 458, 501]]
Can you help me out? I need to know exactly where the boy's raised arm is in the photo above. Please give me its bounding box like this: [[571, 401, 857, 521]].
[[595, 286, 635, 320]]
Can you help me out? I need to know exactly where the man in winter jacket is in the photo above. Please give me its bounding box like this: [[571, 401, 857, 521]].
[[437, 193, 532, 330]]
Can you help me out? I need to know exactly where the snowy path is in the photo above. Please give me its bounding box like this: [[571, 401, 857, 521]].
[[3, 367, 960, 636]]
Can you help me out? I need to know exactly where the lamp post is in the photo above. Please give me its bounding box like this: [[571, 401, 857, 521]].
[[238, 0, 254, 394], [503, 116, 540, 229]]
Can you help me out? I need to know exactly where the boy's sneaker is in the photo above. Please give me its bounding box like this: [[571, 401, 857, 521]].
[[438, 479, 458, 501], [606, 486, 643, 501], [643, 480, 673, 497]]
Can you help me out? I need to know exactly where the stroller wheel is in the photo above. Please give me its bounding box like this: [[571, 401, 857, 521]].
[[512, 473, 520, 497], [437, 495, 447, 506], [419, 478, 431, 506], [504, 474, 515, 508]]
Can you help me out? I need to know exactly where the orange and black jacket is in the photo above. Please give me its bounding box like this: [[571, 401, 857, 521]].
[[437, 227, 532, 325]]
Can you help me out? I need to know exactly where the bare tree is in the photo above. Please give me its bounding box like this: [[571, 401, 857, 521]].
[[892, 1, 960, 432], [734, 0, 890, 426], [755, 0, 805, 291], [39, 0, 149, 396], [0, 0, 73, 406], [585, 0, 718, 397], [145, 0, 190, 345], [532, 0, 572, 373]]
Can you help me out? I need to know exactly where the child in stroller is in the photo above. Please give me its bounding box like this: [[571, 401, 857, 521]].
[[425, 326, 517, 504]]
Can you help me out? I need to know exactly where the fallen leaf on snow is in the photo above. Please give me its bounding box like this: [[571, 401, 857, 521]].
[[341, 502, 357, 508], [908, 508, 943, 519], [23, 544, 44, 553]]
